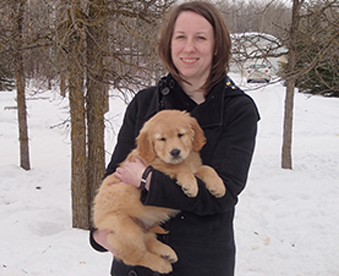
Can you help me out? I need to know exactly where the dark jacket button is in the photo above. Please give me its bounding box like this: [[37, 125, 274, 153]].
[[161, 87, 170, 95], [128, 270, 138, 276]]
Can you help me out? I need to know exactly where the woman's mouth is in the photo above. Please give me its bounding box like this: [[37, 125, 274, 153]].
[[181, 58, 198, 64]]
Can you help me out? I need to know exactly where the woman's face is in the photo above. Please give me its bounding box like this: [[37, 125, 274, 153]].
[[171, 11, 215, 85]]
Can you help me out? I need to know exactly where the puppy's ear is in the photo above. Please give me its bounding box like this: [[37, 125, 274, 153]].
[[136, 129, 156, 163], [190, 117, 206, 152]]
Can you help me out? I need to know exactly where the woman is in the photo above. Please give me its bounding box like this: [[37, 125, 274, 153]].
[[90, 1, 260, 276]]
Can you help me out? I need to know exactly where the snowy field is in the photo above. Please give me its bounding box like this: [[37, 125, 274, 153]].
[[0, 74, 338, 276]]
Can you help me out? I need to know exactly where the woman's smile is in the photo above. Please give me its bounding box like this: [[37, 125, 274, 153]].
[[180, 57, 200, 67]]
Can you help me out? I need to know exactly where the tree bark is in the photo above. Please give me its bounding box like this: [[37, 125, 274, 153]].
[[68, 4, 89, 230], [86, 0, 107, 221], [60, 68, 66, 97], [281, 0, 304, 170], [14, 0, 30, 171]]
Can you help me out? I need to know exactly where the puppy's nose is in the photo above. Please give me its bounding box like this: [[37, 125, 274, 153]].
[[170, 148, 181, 158]]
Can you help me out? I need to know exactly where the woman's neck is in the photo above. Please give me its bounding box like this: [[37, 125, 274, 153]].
[[181, 81, 206, 104]]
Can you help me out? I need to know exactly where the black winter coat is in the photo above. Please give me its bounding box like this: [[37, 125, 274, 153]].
[[90, 74, 260, 276]]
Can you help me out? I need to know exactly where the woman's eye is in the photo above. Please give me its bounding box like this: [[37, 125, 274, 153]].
[[160, 137, 166, 141], [178, 133, 183, 138], [197, 36, 206, 40]]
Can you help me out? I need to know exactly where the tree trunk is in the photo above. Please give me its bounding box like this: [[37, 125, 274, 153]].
[[68, 4, 89, 230], [281, 0, 304, 169], [86, 0, 107, 221], [69, 59, 88, 229], [282, 80, 295, 169], [60, 68, 66, 97], [14, 0, 30, 171]]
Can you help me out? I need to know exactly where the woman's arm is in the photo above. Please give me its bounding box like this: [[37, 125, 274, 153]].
[[142, 100, 259, 216], [90, 229, 118, 254]]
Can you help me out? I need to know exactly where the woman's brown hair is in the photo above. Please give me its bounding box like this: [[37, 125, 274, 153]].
[[157, 1, 232, 94]]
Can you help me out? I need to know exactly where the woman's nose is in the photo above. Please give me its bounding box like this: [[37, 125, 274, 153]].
[[183, 39, 195, 52]]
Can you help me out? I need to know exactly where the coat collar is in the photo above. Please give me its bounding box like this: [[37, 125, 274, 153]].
[[192, 76, 244, 128], [146, 74, 244, 128], [191, 80, 225, 128]]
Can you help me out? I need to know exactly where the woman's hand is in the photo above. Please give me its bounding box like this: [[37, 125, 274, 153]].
[[114, 158, 152, 190], [93, 229, 118, 255], [115, 158, 146, 188]]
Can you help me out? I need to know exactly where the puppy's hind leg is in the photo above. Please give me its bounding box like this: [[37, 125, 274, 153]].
[[145, 232, 178, 264], [108, 217, 173, 274]]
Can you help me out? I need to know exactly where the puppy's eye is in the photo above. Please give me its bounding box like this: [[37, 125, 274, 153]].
[[178, 133, 184, 138], [160, 137, 166, 141]]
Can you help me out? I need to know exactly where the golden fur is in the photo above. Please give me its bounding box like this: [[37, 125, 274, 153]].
[[92, 110, 225, 273]]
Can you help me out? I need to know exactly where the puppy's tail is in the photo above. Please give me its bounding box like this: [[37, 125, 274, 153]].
[[149, 225, 169, 235]]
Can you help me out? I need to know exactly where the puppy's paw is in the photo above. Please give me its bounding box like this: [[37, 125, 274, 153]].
[[154, 259, 173, 274], [180, 183, 198, 197], [147, 237, 178, 264], [142, 253, 173, 274], [161, 250, 178, 263], [177, 175, 198, 197], [195, 165, 226, 198], [208, 184, 226, 198], [206, 177, 226, 198]]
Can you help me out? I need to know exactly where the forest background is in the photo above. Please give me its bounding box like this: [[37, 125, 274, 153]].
[[0, 0, 338, 230]]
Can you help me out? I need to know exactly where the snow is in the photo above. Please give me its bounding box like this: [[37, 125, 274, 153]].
[[1, 75, 339, 276]]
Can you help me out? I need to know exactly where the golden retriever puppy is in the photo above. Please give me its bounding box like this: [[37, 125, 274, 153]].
[[92, 110, 225, 273]]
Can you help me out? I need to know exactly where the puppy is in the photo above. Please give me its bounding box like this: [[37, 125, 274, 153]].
[[92, 110, 225, 273]]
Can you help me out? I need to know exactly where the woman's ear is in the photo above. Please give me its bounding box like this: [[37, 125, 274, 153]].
[[136, 129, 156, 163], [189, 117, 206, 152]]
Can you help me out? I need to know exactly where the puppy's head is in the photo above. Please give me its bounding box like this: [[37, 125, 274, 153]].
[[136, 110, 206, 164]]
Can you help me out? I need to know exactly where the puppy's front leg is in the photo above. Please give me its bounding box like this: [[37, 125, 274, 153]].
[[195, 165, 226, 198], [175, 165, 198, 197]]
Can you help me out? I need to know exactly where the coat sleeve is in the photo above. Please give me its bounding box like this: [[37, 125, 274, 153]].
[[142, 97, 259, 216]]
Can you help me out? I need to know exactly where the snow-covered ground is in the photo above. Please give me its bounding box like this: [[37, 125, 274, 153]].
[[0, 75, 338, 276]]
